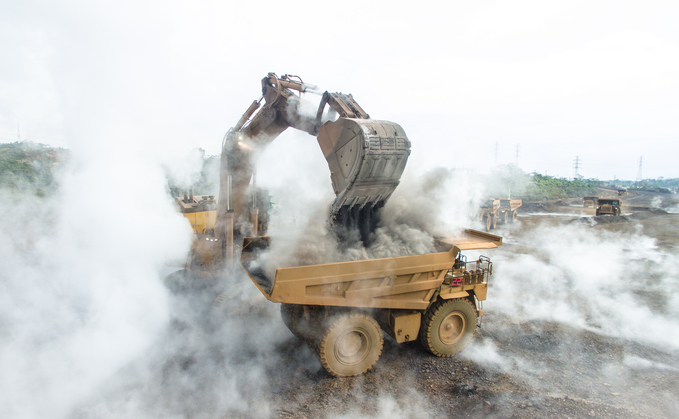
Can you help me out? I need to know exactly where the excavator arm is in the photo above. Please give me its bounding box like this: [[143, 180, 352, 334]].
[[215, 73, 411, 245]]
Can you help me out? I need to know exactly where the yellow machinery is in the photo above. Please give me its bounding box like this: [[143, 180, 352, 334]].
[[181, 73, 412, 270], [583, 196, 598, 208], [596, 198, 621, 216], [171, 74, 505, 378], [176, 191, 218, 234], [214, 73, 411, 252], [176, 192, 221, 269], [241, 230, 502, 377], [498, 199, 522, 224]]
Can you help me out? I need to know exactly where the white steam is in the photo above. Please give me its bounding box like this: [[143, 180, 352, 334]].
[[255, 162, 486, 277], [0, 148, 195, 418], [490, 223, 679, 349]]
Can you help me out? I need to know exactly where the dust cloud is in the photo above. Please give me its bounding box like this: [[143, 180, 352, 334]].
[[491, 224, 678, 349], [461, 218, 679, 416], [255, 157, 486, 279], [0, 147, 195, 419]]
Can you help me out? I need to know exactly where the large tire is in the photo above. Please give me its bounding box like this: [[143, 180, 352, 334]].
[[490, 215, 497, 230], [501, 211, 508, 224], [419, 298, 477, 357], [510, 210, 518, 223], [596, 209, 600, 216], [484, 215, 491, 231], [317, 313, 383, 377]]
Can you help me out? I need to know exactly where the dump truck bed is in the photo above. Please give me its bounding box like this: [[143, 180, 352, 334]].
[[499, 199, 522, 211], [241, 229, 502, 311]]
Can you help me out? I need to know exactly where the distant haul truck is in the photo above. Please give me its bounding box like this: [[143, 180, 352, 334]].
[[477, 199, 522, 231], [596, 198, 621, 216], [583, 196, 598, 208], [241, 230, 502, 377]]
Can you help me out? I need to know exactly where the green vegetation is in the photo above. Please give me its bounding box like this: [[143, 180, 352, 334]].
[[614, 178, 679, 193], [0, 142, 68, 196], [521, 173, 601, 201], [485, 165, 601, 201]]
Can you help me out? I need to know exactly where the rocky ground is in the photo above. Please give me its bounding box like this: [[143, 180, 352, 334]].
[[71, 190, 679, 418]]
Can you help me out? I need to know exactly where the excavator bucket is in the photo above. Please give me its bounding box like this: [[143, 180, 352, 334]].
[[317, 117, 411, 241]]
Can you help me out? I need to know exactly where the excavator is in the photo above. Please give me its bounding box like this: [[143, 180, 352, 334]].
[[183, 73, 411, 269], [175, 73, 504, 377]]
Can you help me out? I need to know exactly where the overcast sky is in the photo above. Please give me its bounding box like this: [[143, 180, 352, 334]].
[[2, 0, 678, 180]]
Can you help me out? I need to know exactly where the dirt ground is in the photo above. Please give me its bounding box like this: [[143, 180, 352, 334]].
[[72, 189, 679, 418]]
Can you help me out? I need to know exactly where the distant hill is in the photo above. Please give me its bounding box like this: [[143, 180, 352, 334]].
[[0, 142, 69, 196]]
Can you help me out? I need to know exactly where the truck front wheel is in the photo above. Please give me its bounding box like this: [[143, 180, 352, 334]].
[[484, 216, 491, 231], [419, 298, 477, 357], [510, 210, 518, 223], [317, 313, 384, 377]]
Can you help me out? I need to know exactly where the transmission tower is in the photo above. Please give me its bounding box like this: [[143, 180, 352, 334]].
[[636, 156, 643, 184], [573, 156, 581, 178]]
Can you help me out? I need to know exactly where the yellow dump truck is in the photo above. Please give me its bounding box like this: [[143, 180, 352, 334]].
[[596, 198, 621, 216], [477, 199, 521, 231], [583, 196, 598, 208], [241, 229, 502, 377], [477, 199, 501, 231], [498, 199, 522, 224]]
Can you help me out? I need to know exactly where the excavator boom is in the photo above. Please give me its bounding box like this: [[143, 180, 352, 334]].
[[216, 73, 410, 245]]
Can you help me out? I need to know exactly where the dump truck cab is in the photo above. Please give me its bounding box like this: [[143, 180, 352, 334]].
[[596, 198, 621, 216]]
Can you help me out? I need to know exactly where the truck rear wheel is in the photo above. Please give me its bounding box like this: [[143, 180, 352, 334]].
[[490, 215, 497, 230], [484, 216, 491, 231], [419, 298, 477, 357], [510, 210, 518, 223], [501, 211, 508, 224], [317, 313, 383, 377]]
